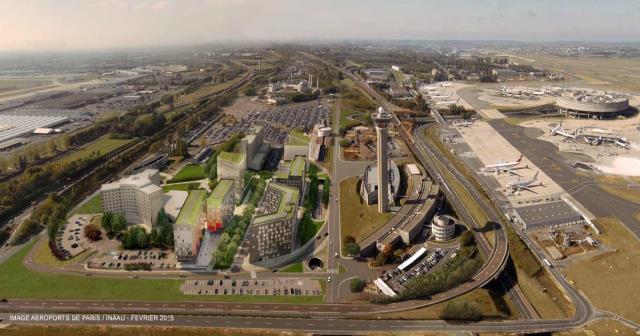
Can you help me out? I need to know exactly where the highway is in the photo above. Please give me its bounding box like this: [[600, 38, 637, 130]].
[[0, 54, 601, 334]]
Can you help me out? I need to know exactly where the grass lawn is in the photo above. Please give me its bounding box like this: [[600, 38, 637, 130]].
[[74, 193, 102, 214], [298, 218, 325, 245], [168, 164, 205, 183], [280, 262, 304, 273], [0, 241, 322, 304], [57, 135, 135, 165], [339, 176, 394, 245], [564, 217, 640, 322], [162, 182, 202, 192], [372, 288, 514, 320], [32, 238, 92, 269], [338, 263, 346, 274]]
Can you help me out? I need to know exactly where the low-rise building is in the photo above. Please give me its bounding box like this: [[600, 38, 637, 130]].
[[246, 182, 300, 263], [101, 169, 162, 231], [360, 160, 400, 206], [206, 179, 235, 232]]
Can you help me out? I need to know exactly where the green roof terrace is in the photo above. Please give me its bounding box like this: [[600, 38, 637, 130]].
[[175, 190, 206, 227], [207, 179, 234, 208]]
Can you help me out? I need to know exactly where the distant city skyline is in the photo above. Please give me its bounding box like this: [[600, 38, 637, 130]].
[[1, 0, 639, 51]]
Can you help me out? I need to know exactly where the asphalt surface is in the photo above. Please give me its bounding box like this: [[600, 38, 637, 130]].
[[491, 119, 640, 238]]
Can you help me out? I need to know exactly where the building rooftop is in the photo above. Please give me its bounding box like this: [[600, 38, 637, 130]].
[[207, 179, 234, 208], [287, 130, 310, 146], [218, 151, 245, 164], [290, 156, 306, 177], [252, 182, 299, 225], [102, 169, 160, 191], [175, 190, 206, 227]]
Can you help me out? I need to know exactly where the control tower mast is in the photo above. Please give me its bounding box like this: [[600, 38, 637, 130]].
[[373, 106, 393, 213]]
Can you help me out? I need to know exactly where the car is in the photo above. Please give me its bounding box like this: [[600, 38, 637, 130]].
[[327, 276, 332, 283], [334, 252, 339, 258], [0, 298, 7, 302]]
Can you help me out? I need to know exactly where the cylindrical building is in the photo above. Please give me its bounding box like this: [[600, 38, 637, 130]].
[[556, 89, 629, 119], [432, 215, 455, 241]]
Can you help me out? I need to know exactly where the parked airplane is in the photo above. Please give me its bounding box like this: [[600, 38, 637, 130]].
[[548, 121, 575, 139], [453, 120, 474, 128], [483, 154, 524, 175], [508, 171, 540, 195], [614, 140, 630, 149]]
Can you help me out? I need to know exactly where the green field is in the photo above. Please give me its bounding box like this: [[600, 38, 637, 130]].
[[298, 218, 325, 245], [0, 241, 322, 304], [57, 135, 135, 164], [74, 193, 102, 214], [168, 164, 205, 183], [162, 182, 202, 192], [339, 176, 393, 245], [280, 262, 304, 273]]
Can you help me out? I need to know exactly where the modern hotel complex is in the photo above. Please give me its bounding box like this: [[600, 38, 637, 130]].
[[101, 169, 163, 231]]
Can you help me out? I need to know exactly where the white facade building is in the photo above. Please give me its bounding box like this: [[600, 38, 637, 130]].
[[432, 215, 455, 241], [101, 169, 162, 231]]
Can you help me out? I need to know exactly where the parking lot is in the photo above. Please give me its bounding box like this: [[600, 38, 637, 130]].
[[380, 247, 453, 293], [54, 214, 93, 259], [181, 278, 322, 296], [206, 100, 330, 147], [87, 248, 177, 271]]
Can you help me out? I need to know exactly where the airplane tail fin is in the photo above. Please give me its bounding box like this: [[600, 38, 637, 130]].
[[533, 171, 539, 180]]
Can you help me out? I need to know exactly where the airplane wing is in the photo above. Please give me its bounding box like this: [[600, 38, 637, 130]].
[[519, 186, 538, 194]]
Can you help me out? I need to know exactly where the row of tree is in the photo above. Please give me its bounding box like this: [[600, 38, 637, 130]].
[[212, 177, 267, 269]]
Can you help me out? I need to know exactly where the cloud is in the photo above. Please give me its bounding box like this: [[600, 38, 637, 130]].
[[527, 10, 536, 18]]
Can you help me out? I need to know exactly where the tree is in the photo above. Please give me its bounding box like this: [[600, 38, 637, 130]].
[[440, 300, 483, 321], [101, 212, 114, 232], [84, 224, 102, 241], [345, 242, 361, 257], [111, 214, 128, 235], [460, 230, 475, 247], [322, 179, 330, 206], [350, 278, 366, 293]]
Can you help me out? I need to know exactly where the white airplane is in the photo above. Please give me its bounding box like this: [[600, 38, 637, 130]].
[[548, 121, 575, 139], [483, 154, 524, 175], [508, 171, 540, 195], [453, 120, 474, 128], [614, 140, 630, 150]]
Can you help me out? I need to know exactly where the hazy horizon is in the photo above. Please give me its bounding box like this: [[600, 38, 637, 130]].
[[1, 0, 639, 51]]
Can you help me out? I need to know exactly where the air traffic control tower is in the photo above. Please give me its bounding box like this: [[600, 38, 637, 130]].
[[373, 106, 393, 213]]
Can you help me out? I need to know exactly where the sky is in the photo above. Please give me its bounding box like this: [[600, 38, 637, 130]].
[[0, 0, 639, 51]]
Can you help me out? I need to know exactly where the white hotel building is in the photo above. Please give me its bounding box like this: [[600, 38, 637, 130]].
[[101, 169, 163, 231]]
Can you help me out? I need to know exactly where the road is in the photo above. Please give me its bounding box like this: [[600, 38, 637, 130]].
[[0, 53, 605, 334]]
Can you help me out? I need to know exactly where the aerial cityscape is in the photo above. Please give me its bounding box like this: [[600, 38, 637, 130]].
[[1, 1, 640, 335]]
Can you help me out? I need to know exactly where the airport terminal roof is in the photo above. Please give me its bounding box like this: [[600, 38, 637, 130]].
[[515, 200, 583, 230], [175, 190, 206, 227], [252, 182, 299, 226], [207, 179, 234, 208]]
